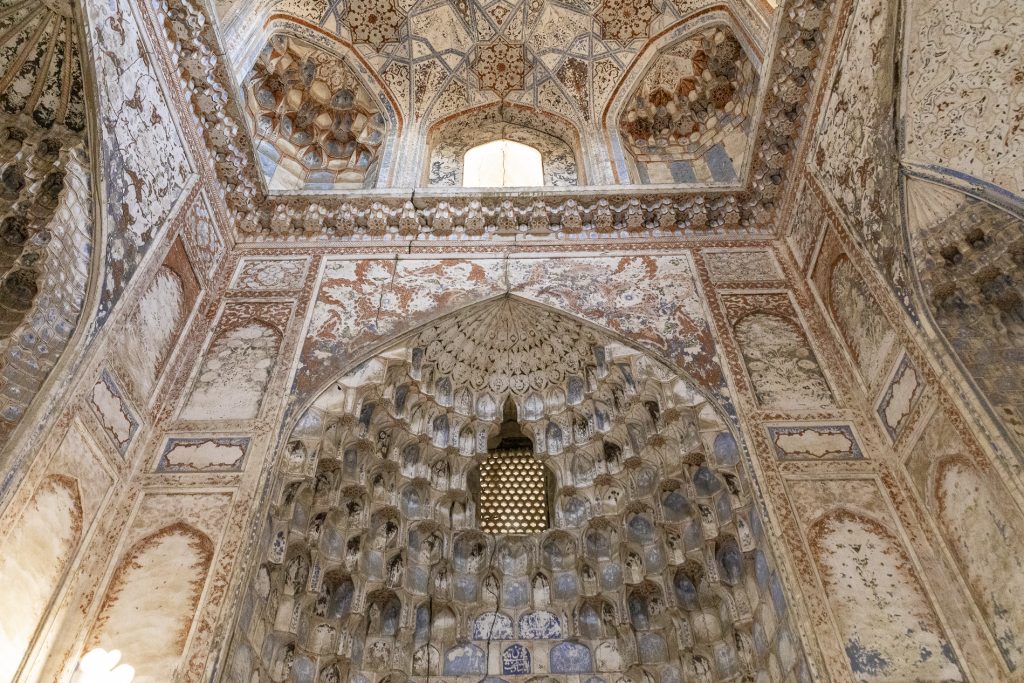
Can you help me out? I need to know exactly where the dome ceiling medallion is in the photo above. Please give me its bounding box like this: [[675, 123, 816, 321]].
[[472, 40, 529, 97], [342, 0, 405, 51], [413, 298, 598, 396], [0, 0, 86, 131]]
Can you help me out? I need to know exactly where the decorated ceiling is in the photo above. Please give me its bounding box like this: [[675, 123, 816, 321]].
[[220, 0, 769, 124], [145, 0, 829, 238], [216, 0, 776, 190]]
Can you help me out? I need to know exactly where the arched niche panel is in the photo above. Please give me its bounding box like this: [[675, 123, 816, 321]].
[[87, 523, 214, 682], [817, 250, 896, 391], [732, 311, 834, 410], [905, 408, 1024, 671], [808, 508, 964, 681], [424, 105, 584, 187], [114, 238, 201, 405], [226, 298, 810, 682], [180, 302, 290, 421], [606, 19, 760, 185], [0, 475, 82, 681]]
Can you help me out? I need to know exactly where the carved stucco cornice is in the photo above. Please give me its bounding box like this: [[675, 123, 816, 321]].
[[149, 0, 264, 229], [155, 0, 838, 243]]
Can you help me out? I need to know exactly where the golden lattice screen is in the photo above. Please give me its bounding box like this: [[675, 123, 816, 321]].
[[478, 449, 549, 534]]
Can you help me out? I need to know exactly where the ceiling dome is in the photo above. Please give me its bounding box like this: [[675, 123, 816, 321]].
[[0, 0, 86, 131], [411, 296, 603, 396]]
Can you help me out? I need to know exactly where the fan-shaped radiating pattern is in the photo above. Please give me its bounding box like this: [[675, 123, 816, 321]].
[[0, 0, 85, 130], [412, 297, 599, 396]]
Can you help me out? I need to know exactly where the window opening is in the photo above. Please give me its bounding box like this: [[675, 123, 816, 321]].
[[463, 139, 543, 188], [472, 398, 552, 534]]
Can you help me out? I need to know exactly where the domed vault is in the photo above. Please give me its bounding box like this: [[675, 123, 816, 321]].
[[227, 297, 804, 683]]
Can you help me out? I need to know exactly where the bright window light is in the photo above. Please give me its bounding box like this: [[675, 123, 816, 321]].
[[463, 139, 543, 188], [77, 648, 135, 683]]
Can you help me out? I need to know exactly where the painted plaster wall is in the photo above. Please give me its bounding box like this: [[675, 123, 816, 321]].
[[87, 519, 217, 683], [4, 234, 1022, 683], [902, 0, 1024, 197], [180, 303, 291, 421], [781, 157, 1019, 678], [0, 421, 113, 681], [809, 0, 903, 290], [793, 480, 964, 681], [87, 0, 193, 323], [905, 408, 1024, 671], [0, 476, 82, 681]]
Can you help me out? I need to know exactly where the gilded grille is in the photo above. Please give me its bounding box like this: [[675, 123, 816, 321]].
[[478, 449, 549, 534]]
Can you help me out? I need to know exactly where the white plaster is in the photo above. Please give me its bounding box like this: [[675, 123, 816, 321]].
[[181, 322, 280, 420], [883, 364, 919, 430], [774, 430, 852, 458], [91, 379, 133, 447], [89, 529, 211, 683], [160, 440, 246, 471], [0, 478, 80, 681], [120, 267, 185, 401]]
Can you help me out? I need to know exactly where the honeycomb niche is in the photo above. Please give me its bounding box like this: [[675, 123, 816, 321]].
[[618, 26, 758, 185], [244, 34, 388, 190], [226, 298, 805, 682]]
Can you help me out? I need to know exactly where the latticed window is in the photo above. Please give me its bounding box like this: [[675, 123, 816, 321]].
[[478, 449, 550, 534]]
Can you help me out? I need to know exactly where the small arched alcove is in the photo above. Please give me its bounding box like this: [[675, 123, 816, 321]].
[[424, 106, 583, 187]]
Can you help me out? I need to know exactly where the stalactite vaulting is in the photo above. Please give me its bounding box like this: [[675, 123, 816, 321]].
[[227, 299, 803, 682]]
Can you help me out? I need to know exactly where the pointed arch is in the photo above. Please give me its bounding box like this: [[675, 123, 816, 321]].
[[87, 522, 215, 681], [422, 104, 586, 187], [228, 293, 810, 681], [0, 474, 83, 681], [0, 0, 104, 459]]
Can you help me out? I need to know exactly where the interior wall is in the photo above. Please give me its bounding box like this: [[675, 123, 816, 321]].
[[778, 0, 1024, 676], [802, 0, 1024, 468], [8, 230, 1024, 683], [40, 243, 1024, 683], [0, 0, 1022, 679], [897, 0, 1024, 468]]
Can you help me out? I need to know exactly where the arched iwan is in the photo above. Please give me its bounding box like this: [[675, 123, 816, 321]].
[[227, 297, 809, 681]]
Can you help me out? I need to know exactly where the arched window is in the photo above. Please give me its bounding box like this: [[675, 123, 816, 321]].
[[463, 140, 543, 188], [476, 449, 551, 533]]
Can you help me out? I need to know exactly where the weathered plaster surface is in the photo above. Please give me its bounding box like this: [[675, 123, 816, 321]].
[[88, 0, 192, 322], [902, 0, 1024, 196]]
